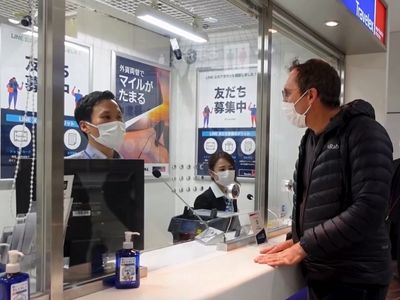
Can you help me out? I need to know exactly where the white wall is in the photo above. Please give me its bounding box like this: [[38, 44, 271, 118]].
[[344, 53, 387, 125], [386, 31, 400, 159], [387, 32, 400, 113]]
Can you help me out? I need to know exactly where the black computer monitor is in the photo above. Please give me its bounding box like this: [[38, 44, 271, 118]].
[[16, 158, 145, 269]]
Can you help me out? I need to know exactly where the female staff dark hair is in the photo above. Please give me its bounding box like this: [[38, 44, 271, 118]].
[[194, 151, 239, 212]]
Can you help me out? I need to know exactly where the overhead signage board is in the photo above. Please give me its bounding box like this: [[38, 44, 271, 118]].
[[341, 0, 387, 44]]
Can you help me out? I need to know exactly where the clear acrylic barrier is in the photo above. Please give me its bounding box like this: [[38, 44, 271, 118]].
[[194, 209, 259, 250]]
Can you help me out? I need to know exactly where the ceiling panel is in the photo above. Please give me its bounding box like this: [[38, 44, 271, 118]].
[[0, 0, 258, 32], [273, 0, 388, 54]]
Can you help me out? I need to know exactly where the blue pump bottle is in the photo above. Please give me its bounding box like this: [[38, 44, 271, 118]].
[[0, 250, 30, 300], [115, 231, 140, 289]]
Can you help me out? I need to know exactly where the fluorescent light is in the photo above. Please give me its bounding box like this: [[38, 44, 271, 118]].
[[325, 21, 339, 27], [23, 31, 38, 38], [21, 33, 90, 53], [268, 28, 278, 33], [136, 4, 208, 43], [8, 18, 20, 25], [204, 17, 218, 23], [65, 41, 90, 53]]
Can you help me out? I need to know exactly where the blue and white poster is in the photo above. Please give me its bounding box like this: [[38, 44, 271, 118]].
[[113, 53, 170, 176], [0, 110, 86, 177], [196, 68, 257, 178], [0, 24, 90, 178]]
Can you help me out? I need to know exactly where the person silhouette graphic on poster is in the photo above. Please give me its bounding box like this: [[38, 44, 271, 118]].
[[203, 105, 212, 128], [248, 102, 257, 127], [6, 77, 24, 110], [71, 86, 83, 107]]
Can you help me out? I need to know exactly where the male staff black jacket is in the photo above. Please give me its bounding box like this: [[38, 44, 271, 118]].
[[292, 99, 393, 285]]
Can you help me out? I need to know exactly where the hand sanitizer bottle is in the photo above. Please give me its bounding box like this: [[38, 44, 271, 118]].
[[115, 231, 140, 289], [0, 250, 30, 300]]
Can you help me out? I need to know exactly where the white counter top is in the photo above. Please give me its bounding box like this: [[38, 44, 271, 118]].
[[76, 237, 304, 300]]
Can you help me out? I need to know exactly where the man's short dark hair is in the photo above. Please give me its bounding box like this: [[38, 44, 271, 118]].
[[289, 58, 341, 108], [74, 90, 120, 124]]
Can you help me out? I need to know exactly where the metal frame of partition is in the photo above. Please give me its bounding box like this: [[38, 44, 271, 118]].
[[254, 2, 272, 223], [36, 0, 65, 298]]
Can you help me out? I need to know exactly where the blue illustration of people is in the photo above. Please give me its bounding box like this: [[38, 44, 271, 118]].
[[71, 86, 83, 107], [248, 102, 256, 127], [203, 105, 212, 128], [6, 77, 24, 110]]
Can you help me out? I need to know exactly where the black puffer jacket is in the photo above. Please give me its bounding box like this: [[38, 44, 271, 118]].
[[292, 99, 393, 285]]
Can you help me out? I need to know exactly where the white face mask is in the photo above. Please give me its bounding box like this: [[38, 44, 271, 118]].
[[213, 170, 236, 187], [86, 121, 126, 150], [281, 89, 312, 128]]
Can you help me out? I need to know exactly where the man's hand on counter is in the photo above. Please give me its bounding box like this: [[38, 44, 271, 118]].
[[258, 239, 294, 254], [254, 242, 306, 266]]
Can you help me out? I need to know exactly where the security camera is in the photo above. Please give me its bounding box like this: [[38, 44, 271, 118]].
[[184, 49, 197, 64], [21, 15, 32, 27], [170, 38, 182, 60]]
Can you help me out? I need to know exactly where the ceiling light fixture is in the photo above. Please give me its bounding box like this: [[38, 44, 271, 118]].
[[325, 21, 339, 27], [8, 18, 20, 25], [268, 28, 278, 33], [204, 17, 218, 23], [136, 4, 208, 43]]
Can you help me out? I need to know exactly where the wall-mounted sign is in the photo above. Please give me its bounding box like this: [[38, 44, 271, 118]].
[[341, 0, 387, 44], [196, 68, 257, 178], [0, 24, 90, 178], [112, 52, 170, 177]]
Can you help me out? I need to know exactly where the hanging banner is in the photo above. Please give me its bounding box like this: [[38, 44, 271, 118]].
[[0, 24, 90, 178], [196, 68, 257, 178], [113, 52, 170, 176]]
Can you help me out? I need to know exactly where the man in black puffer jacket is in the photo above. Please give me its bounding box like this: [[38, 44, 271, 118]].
[[254, 59, 393, 300]]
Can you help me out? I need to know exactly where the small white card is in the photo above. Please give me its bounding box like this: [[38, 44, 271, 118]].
[[249, 211, 263, 233], [63, 175, 74, 200], [63, 175, 74, 238], [248, 211, 267, 244]]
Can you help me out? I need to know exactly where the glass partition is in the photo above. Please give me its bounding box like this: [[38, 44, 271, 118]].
[[0, 0, 45, 297], [267, 27, 342, 231], [170, 25, 259, 238], [59, 0, 260, 290], [0, 0, 350, 296]]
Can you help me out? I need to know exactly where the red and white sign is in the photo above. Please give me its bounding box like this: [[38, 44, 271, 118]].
[[374, 0, 386, 44]]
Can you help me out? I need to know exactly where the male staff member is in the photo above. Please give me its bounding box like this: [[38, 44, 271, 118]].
[[255, 59, 393, 299], [67, 90, 125, 159]]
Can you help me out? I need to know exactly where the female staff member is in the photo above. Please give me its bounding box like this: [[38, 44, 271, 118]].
[[194, 151, 239, 212]]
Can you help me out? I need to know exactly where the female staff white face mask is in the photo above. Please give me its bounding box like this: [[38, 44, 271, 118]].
[[281, 89, 312, 128], [212, 170, 236, 187], [86, 120, 126, 150]]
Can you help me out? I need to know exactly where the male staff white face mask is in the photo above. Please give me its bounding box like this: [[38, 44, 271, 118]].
[[281, 89, 312, 128], [86, 120, 126, 150]]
